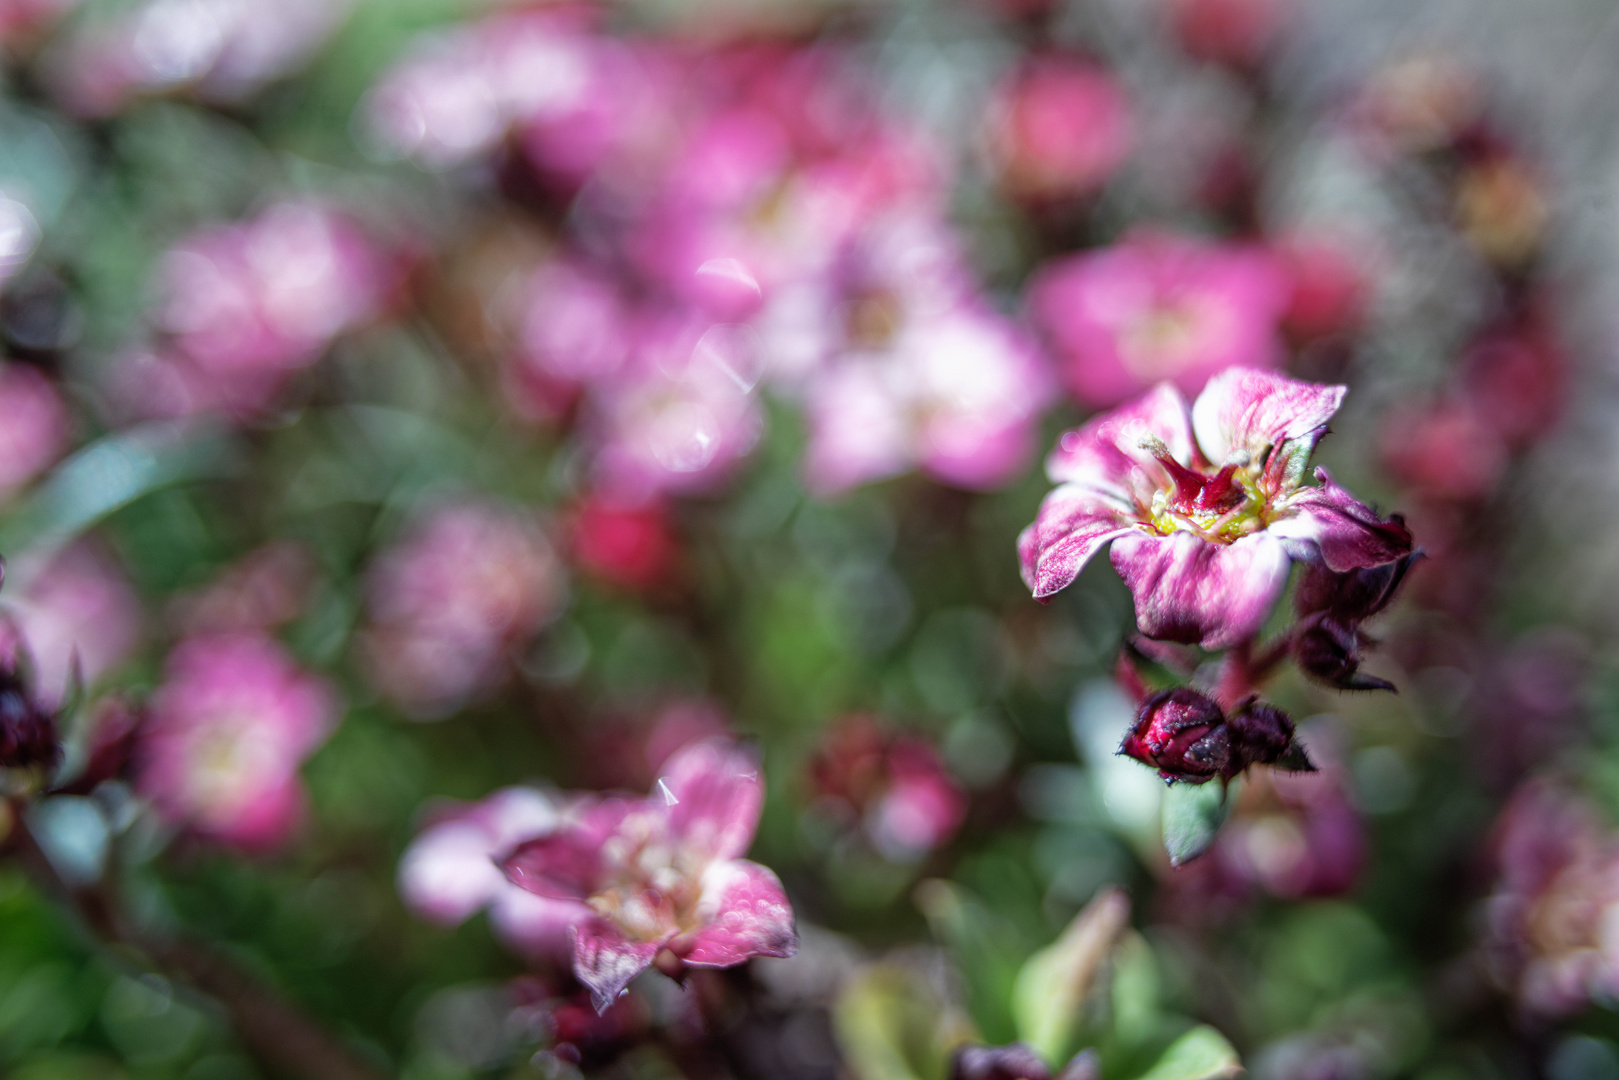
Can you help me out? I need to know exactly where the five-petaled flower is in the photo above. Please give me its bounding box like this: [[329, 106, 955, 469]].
[[1018, 368, 1412, 649], [501, 739, 797, 1012]]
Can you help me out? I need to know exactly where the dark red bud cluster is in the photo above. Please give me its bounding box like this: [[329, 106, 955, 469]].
[[0, 664, 59, 773], [1119, 687, 1312, 783], [1293, 552, 1421, 691], [950, 1044, 1099, 1080]]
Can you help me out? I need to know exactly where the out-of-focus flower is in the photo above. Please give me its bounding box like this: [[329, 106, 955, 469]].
[[0, 620, 63, 773], [1216, 750, 1363, 898], [505, 256, 634, 422], [1347, 56, 1480, 159], [1027, 233, 1289, 410], [135, 634, 336, 851], [587, 315, 766, 500], [0, 0, 78, 49], [48, 0, 350, 115], [1019, 369, 1413, 649], [1456, 152, 1547, 267], [112, 202, 391, 420], [808, 716, 967, 860], [0, 195, 40, 291], [502, 739, 798, 1012], [0, 361, 68, 500], [6, 542, 142, 707], [1457, 321, 1566, 450], [1379, 397, 1508, 503], [1275, 233, 1374, 345], [1120, 688, 1306, 784], [566, 494, 678, 593], [982, 57, 1132, 203], [399, 787, 589, 960], [364, 8, 666, 189], [1484, 782, 1619, 1018], [170, 541, 316, 636], [1166, 0, 1288, 69], [361, 499, 564, 718]]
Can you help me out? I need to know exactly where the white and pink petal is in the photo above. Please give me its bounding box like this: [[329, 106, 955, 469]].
[[1018, 484, 1137, 599], [678, 859, 798, 968], [1271, 468, 1414, 572], [573, 917, 662, 1014], [660, 739, 765, 864], [1045, 382, 1199, 494], [1110, 530, 1291, 649], [1191, 368, 1344, 474]]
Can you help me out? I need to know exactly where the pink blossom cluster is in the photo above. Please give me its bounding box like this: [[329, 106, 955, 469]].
[[108, 201, 393, 421]]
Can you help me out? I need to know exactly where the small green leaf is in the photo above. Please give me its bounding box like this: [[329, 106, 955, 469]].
[[833, 964, 973, 1080], [1133, 1026, 1241, 1080], [1011, 887, 1130, 1064], [1161, 780, 1235, 867]]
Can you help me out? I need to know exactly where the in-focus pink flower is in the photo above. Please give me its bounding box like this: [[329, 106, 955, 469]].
[[0, 362, 68, 499], [983, 56, 1132, 202], [361, 499, 564, 718], [135, 634, 336, 852], [1027, 232, 1290, 410], [502, 739, 798, 1012], [6, 541, 142, 707], [1019, 368, 1412, 648], [399, 787, 589, 960]]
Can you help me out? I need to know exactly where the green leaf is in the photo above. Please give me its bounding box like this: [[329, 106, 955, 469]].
[[833, 964, 972, 1080], [1133, 1026, 1242, 1080], [915, 879, 1029, 1045], [1161, 780, 1236, 867], [1011, 887, 1130, 1064]]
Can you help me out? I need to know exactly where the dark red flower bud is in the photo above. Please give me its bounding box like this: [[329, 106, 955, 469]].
[[951, 1044, 1052, 1080], [1120, 688, 1230, 783], [1227, 698, 1300, 768], [0, 665, 59, 772], [1295, 552, 1420, 625], [1294, 617, 1396, 693]]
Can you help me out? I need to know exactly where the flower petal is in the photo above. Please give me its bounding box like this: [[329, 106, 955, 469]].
[[1272, 468, 1414, 572], [679, 859, 798, 968], [1018, 484, 1136, 599], [500, 801, 630, 900], [1046, 382, 1199, 493], [659, 739, 764, 863], [573, 917, 661, 1014], [1110, 531, 1290, 649], [1191, 368, 1344, 478]]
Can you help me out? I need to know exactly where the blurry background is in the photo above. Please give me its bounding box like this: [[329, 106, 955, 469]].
[[0, 0, 1610, 1078]]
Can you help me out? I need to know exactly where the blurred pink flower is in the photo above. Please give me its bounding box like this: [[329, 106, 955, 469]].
[[48, 0, 349, 115], [116, 203, 391, 420], [0, 362, 68, 499], [1166, 0, 1289, 68], [983, 56, 1132, 202], [502, 739, 797, 1012], [361, 499, 564, 718], [135, 633, 336, 852], [1216, 754, 1364, 898], [808, 716, 966, 860], [399, 787, 588, 960], [1019, 369, 1413, 648], [1027, 232, 1290, 410], [1275, 233, 1374, 344], [170, 541, 316, 636], [566, 494, 678, 593], [6, 542, 142, 707], [1484, 782, 1619, 1018], [0, 0, 77, 47], [586, 314, 765, 500]]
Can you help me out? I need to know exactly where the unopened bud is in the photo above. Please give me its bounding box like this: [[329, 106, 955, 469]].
[[1120, 688, 1229, 783]]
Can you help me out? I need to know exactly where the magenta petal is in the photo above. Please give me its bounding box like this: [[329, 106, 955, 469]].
[[1046, 382, 1199, 492], [1272, 468, 1415, 572], [659, 740, 764, 863], [1018, 484, 1135, 598], [1190, 368, 1345, 469], [500, 826, 608, 901], [573, 917, 661, 1014], [679, 859, 798, 968], [1111, 531, 1290, 649]]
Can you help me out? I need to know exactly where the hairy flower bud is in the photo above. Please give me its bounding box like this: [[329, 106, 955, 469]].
[[1120, 688, 1230, 783], [1227, 698, 1308, 770], [0, 664, 59, 772]]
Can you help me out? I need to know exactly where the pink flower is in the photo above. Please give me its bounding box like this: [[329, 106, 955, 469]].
[[566, 495, 678, 593], [0, 362, 68, 499], [135, 634, 335, 852], [1166, 0, 1288, 68], [502, 740, 798, 1012], [1019, 368, 1413, 649], [117, 202, 391, 419], [361, 499, 565, 718], [808, 717, 967, 859], [6, 541, 142, 707], [399, 787, 588, 960], [1026, 232, 1290, 410], [982, 56, 1132, 202], [48, 0, 349, 115]]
